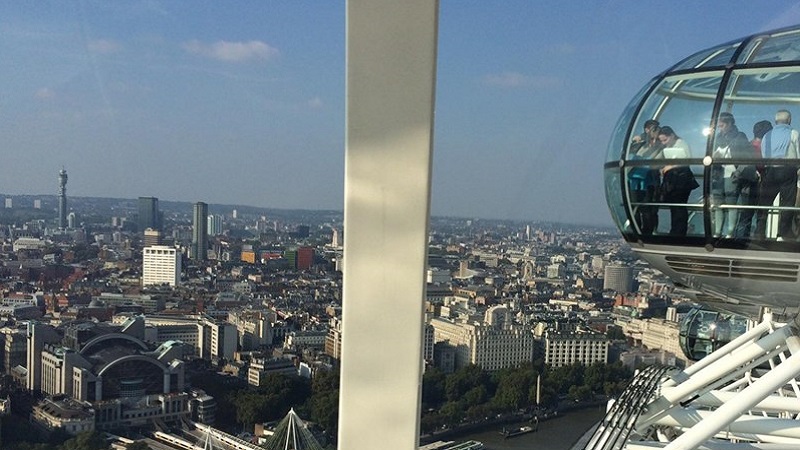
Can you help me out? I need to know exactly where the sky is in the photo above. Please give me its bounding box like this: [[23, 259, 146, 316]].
[[2, 2, 800, 226]]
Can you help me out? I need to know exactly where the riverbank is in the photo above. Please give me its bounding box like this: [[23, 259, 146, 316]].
[[448, 405, 605, 450]]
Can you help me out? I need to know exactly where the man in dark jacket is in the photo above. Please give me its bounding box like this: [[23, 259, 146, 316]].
[[712, 112, 756, 238]]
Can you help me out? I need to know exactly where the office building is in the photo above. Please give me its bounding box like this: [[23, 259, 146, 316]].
[[138, 196, 160, 232], [543, 330, 609, 368], [117, 313, 237, 363], [604, 263, 634, 293], [142, 245, 181, 287], [91, 293, 165, 313], [431, 310, 535, 371], [28, 319, 189, 432], [207, 214, 223, 236], [297, 246, 314, 270], [228, 310, 274, 350], [325, 317, 344, 360], [143, 228, 162, 247], [0, 326, 27, 374], [192, 202, 208, 261]]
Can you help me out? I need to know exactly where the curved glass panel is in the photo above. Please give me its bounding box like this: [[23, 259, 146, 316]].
[[671, 43, 740, 72], [746, 29, 800, 64], [619, 162, 705, 238], [606, 79, 657, 162], [679, 307, 748, 361], [708, 67, 800, 242], [604, 167, 629, 235], [630, 73, 723, 162]]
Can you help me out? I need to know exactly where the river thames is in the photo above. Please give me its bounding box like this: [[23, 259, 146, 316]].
[[456, 407, 605, 450]]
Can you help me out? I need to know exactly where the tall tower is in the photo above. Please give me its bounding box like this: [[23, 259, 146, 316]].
[[58, 168, 68, 230], [192, 202, 208, 261], [138, 197, 159, 232], [207, 214, 223, 236]]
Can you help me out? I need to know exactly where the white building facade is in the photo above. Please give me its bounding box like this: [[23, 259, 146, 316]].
[[430, 317, 534, 371], [142, 245, 181, 287]]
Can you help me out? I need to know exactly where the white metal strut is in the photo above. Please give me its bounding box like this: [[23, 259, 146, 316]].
[[585, 313, 800, 450]]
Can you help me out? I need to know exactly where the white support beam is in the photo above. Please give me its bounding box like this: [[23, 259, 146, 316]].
[[638, 325, 792, 429], [655, 408, 800, 441], [661, 389, 800, 414], [339, 2, 439, 450], [663, 337, 800, 450]]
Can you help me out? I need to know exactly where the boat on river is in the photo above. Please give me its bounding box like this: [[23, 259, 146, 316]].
[[500, 425, 535, 438]]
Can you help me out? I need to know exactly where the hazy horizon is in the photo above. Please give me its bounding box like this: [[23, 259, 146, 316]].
[[3, 2, 800, 227]]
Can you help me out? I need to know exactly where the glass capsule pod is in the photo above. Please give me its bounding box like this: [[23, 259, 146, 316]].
[[605, 25, 800, 319], [678, 306, 749, 360]]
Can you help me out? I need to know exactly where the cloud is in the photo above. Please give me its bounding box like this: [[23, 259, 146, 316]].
[[87, 39, 121, 54], [482, 72, 563, 89], [308, 97, 323, 109], [182, 40, 279, 63], [34, 87, 55, 100]]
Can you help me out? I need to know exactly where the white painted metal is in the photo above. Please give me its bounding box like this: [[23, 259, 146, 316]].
[[654, 408, 800, 442], [636, 326, 792, 431], [339, 2, 438, 450], [664, 389, 800, 414], [661, 339, 800, 450], [586, 317, 800, 450]]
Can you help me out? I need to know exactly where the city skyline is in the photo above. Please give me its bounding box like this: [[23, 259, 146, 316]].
[[2, 2, 800, 226]]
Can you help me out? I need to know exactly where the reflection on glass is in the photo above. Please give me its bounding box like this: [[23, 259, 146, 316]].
[[679, 307, 749, 361], [605, 51, 800, 245]]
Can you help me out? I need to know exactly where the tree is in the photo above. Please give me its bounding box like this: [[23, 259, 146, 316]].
[[492, 366, 536, 411], [59, 431, 109, 450], [421, 367, 446, 407], [306, 369, 340, 435], [233, 391, 269, 428], [606, 326, 626, 341], [444, 365, 490, 402]]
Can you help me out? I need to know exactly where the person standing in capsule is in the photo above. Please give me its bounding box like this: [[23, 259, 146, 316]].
[[657, 126, 699, 236]]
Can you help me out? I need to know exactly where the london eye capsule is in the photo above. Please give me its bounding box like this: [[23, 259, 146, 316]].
[[604, 25, 800, 320], [589, 26, 800, 450]]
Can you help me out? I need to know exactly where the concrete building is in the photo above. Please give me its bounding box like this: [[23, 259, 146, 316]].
[[543, 330, 609, 368], [142, 245, 181, 287], [32, 398, 94, 435], [143, 228, 162, 247], [27, 321, 62, 392], [207, 214, 223, 236], [248, 357, 297, 386], [604, 263, 634, 293], [228, 310, 274, 351], [121, 313, 237, 363], [618, 317, 687, 367], [92, 293, 165, 313], [0, 326, 27, 374], [430, 315, 535, 371], [284, 330, 327, 351], [26, 318, 190, 432], [325, 317, 343, 360], [188, 389, 217, 425]]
